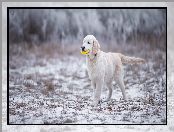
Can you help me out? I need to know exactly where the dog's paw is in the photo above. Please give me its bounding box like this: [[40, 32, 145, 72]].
[[120, 97, 127, 102], [92, 100, 99, 107], [104, 97, 111, 102], [123, 96, 127, 101]]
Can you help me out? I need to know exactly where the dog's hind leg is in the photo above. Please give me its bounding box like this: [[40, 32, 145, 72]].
[[105, 82, 112, 101], [115, 66, 127, 100], [117, 76, 127, 100]]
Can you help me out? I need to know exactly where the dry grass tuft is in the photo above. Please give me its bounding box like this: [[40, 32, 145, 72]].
[[44, 80, 54, 91]]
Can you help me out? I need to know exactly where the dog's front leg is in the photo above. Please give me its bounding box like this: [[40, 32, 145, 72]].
[[93, 80, 103, 106]]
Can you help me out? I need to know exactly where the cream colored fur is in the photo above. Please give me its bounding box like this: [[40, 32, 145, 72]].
[[81, 35, 145, 106]]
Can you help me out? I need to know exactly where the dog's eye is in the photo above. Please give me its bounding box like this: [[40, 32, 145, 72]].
[[88, 42, 90, 44]]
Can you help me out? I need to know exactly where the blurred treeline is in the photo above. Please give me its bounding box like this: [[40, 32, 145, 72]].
[[9, 9, 166, 49]]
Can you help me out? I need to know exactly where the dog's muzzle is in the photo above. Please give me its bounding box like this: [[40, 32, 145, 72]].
[[80, 46, 90, 55]]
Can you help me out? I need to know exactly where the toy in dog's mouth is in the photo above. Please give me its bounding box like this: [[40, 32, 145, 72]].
[[80, 49, 90, 55]]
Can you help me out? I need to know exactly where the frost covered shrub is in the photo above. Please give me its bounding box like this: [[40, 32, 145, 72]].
[[9, 9, 166, 46]]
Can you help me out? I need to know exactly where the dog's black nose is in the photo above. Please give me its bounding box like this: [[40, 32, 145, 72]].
[[81, 46, 85, 51]]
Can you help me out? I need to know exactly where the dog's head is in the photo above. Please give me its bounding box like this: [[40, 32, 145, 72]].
[[81, 35, 100, 55]]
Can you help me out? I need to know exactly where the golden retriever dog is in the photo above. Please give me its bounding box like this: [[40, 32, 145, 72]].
[[81, 35, 145, 106]]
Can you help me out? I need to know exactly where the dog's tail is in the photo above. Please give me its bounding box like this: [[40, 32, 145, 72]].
[[118, 53, 145, 64]]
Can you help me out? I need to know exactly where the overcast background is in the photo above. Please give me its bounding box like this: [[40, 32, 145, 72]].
[[9, 8, 166, 51]]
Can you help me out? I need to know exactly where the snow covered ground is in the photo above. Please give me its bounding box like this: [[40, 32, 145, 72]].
[[8, 44, 166, 124]]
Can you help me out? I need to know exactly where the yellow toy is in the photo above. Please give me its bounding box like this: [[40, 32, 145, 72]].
[[80, 50, 90, 55]]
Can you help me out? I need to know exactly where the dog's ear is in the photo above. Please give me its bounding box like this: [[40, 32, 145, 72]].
[[92, 39, 100, 54]]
